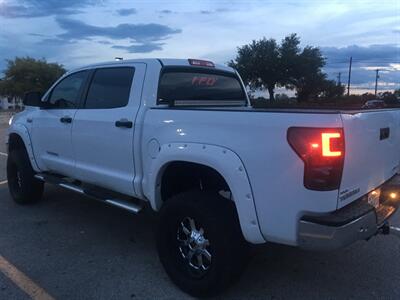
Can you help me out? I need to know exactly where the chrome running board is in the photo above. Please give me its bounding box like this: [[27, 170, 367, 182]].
[[34, 173, 143, 214]]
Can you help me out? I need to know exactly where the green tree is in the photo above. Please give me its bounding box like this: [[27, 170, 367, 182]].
[[229, 38, 281, 101], [319, 80, 345, 99], [286, 45, 326, 102], [279, 33, 301, 86], [230, 34, 327, 102], [380, 91, 397, 103], [0, 57, 66, 100], [394, 89, 400, 99]]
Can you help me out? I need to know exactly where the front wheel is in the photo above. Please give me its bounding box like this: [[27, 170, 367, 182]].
[[7, 149, 44, 204], [156, 190, 249, 297]]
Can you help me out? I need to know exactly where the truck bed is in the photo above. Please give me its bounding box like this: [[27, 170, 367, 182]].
[[144, 106, 400, 244], [152, 105, 400, 115]]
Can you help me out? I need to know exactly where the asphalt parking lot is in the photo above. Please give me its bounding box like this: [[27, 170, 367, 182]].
[[0, 112, 399, 299]]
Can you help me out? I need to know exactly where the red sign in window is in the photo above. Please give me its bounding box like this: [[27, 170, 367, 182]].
[[191, 76, 218, 86]]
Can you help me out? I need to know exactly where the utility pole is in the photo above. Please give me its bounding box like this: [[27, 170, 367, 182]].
[[337, 72, 341, 86], [347, 56, 352, 96], [374, 69, 380, 97]]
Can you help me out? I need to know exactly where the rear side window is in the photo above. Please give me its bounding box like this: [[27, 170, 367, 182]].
[[158, 68, 246, 105], [48, 71, 88, 109], [85, 67, 135, 109]]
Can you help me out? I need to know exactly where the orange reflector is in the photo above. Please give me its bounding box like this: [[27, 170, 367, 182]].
[[311, 143, 319, 149], [321, 133, 342, 157]]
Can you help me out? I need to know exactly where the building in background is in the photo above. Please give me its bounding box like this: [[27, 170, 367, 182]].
[[0, 97, 23, 110]]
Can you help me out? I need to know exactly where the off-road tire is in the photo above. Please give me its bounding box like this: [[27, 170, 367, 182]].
[[157, 190, 249, 297], [7, 149, 44, 204]]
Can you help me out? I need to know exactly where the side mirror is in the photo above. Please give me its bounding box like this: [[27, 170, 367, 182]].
[[23, 91, 43, 107]]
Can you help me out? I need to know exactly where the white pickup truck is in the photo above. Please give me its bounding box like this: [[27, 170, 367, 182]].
[[6, 58, 400, 297]]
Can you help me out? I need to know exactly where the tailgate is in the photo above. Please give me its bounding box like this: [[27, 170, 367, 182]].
[[338, 109, 400, 208]]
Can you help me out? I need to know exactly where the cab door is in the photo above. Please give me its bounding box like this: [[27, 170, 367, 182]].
[[72, 64, 146, 196], [30, 70, 89, 177]]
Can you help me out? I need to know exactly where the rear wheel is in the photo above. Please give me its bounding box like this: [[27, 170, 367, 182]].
[[7, 149, 44, 204], [157, 190, 249, 297]]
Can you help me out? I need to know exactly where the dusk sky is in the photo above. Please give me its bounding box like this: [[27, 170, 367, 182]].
[[0, 0, 399, 93]]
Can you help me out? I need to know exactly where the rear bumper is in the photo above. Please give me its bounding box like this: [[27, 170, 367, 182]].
[[298, 175, 400, 250]]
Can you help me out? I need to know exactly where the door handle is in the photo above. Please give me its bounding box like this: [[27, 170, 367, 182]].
[[115, 119, 133, 128], [60, 116, 72, 124]]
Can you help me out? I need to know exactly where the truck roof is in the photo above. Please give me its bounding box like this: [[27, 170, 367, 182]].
[[69, 58, 235, 74]]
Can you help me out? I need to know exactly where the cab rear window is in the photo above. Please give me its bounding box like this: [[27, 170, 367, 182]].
[[157, 68, 246, 106]]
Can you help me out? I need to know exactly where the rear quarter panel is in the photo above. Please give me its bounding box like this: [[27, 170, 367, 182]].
[[141, 108, 343, 245]]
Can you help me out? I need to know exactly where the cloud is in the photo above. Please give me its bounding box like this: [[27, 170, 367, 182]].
[[98, 40, 112, 45], [322, 44, 400, 87], [116, 8, 137, 16], [34, 17, 181, 53], [159, 9, 173, 14], [200, 8, 230, 15], [28, 33, 49, 37], [362, 64, 400, 72], [0, 0, 96, 18], [158, 8, 229, 16], [55, 17, 181, 43], [112, 42, 164, 53], [322, 44, 400, 64], [40, 38, 78, 46]]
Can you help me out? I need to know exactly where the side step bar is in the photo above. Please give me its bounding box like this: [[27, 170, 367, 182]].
[[34, 173, 143, 214], [104, 199, 142, 214]]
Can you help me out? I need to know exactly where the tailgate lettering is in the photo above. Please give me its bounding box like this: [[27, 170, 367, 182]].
[[339, 188, 360, 201]]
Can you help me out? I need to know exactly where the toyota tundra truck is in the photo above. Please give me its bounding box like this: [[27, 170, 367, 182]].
[[6, 58, 400, 297]]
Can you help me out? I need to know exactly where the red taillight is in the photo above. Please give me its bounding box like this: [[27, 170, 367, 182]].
[[321, 132, 342, 157], [188, 59, 215, 67], [287, 127, 345, 191]]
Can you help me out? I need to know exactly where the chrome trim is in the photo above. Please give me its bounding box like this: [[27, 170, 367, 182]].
[[59, 183, 84, 194], [174, 100, 245, 106], [298, 211, 378, 250], [34, 174, 45, 181], [299, 174, 400, 250], [105, 199, 142, 214], [33, 173, 143, 214], [177, 216, 211, 276]]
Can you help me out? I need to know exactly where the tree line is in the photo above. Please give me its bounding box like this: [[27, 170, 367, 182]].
[[0, 34, 399, 106], [0, 57, 65, 101], [229, 33, 345, 102]]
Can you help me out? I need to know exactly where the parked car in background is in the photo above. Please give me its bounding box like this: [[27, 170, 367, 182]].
[[362, 99, 386, 109]]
